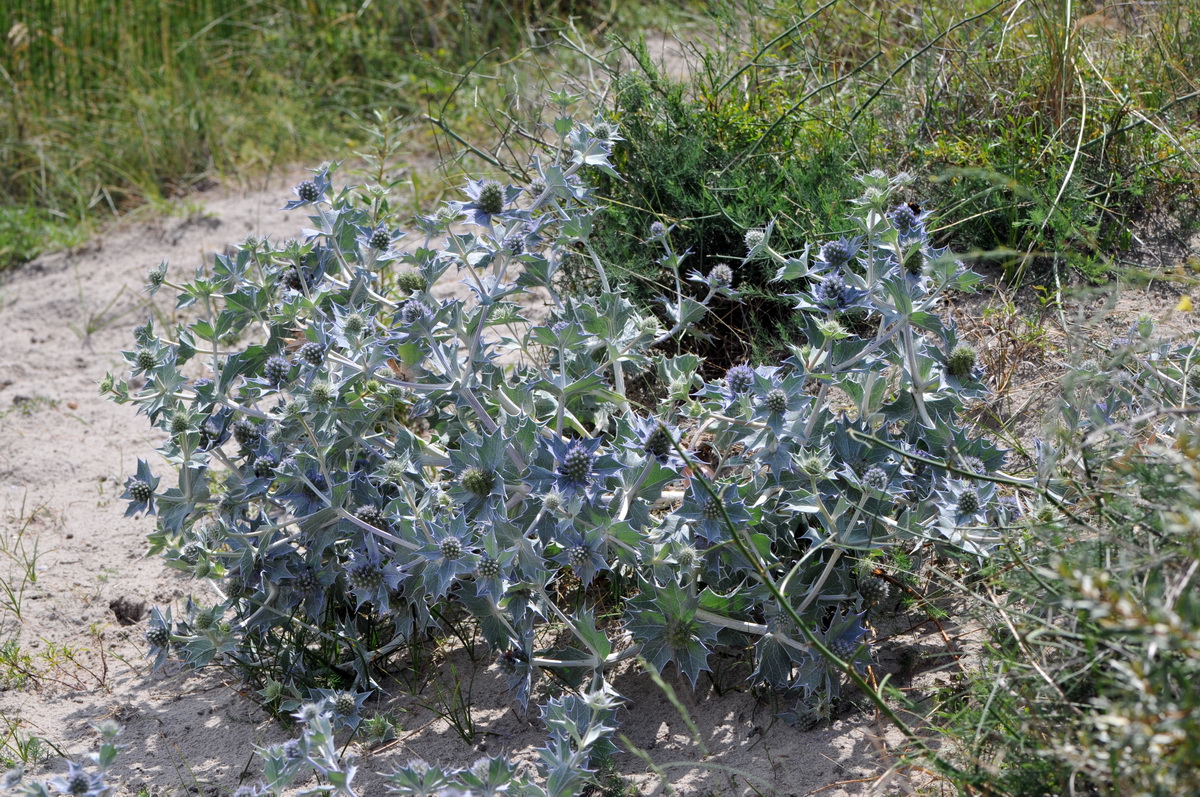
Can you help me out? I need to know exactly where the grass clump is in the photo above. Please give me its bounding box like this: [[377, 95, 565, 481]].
[[924, 322, 1200, 796], [0, 0, 662, 270]]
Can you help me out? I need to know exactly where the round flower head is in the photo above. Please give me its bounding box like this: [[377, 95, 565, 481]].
[[343, 311, 367, 336], [888, 203, 922, 237], [400, 300, 430, 325], [461, 466, 495, 497], [725, 363, 755, 395], [297, 341, 324, 366], [947, 344, 977, 380], [818, 238, 856, 269], [477, 554, 501, 579], [813, 272, 848, 308], [263, 355, 290, 385], [709, 264, 734, 289], [763, 388, 788, 415], [296, 180, 320, 203], [862, 464, 888, 492], [744, 228, 767, 258], [368, 227, 391, 251], [649, 221, 667, 239], [355, 504, 390, 532], [396, 270, 425, 293], [557, 439, 595, 492]]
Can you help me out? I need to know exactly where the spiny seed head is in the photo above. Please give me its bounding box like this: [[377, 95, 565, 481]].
[[146, 262, 167, 288], [193, 607, 218, 631], [863, 465, 888, 492], [440, 538, 463, 560], [348, 560, 384, 591], [645, 423, 672, 458], [232, 419, 259, 447], [135, 349, 157, 371], [298, 342, 324, 366], [476, 180, 505, 216], [355, 505, 389, 532], [282, 739, 303, 760], [820, 239, 851, 267], [542, 489, 565, 513], [434, 206, 457, 224], [830, 636, 859, 659], [528, 177, 547, 197], [649, 221, 666, 238], [381, 459, 406, 483], [726, 364, 754, 394], [180, 542, 202, 564], [477, 555, 500, 579], [858, 575, 891, 605], [344, 312, 367, 336], [593, 121, 615, 142], [957, 489, 980, 515], [947, 344, 977, 379], [702, 495, 725, 520], [310, 382, 335, 406], [557, 441, 594, 488], [169, 412, 189, 435], [677, 546, 698, 568], [333, 692, 356, 716], [764, 388, 788, 415], [146, 625, 169, 648], [396, 270, 425, 293], [462, 467, 495, 497], [292, 568, 319, 594], [503, 234, 525, 255], [710, 264, 734, 288], [400, 300, 429, 325], [254, 454, 278, 479], [66, 774, 90, 795], [567, 544, 589, 568], [814, 272, 847, 307], [744, 228, 767, 255], [964, 456, 986, 475], [368, 227, 391, 250], [129, 479, 153, 503], [296, 180, 320, 203], [264, 355, 290, 385]]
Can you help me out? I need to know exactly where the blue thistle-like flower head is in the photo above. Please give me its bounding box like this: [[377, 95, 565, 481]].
[[813, 271, 848, 308], [122, 459, 160, 517], [556, 438, 598, 493], [817, 237, 862, 269], [284, 166, 334, 209], [725, 363, 755, 396], [461, 178, 521, 226]]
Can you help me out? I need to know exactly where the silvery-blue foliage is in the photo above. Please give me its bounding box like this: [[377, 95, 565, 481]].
[[106, 97, 1014, 763]]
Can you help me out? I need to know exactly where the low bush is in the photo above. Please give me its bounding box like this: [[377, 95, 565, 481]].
[[101, 92, 1011, 789]]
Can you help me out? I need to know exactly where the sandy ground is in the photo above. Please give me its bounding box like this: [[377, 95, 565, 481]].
[[0, 173, 957, 797]]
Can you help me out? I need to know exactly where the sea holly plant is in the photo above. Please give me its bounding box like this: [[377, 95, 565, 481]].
[[105, 98, 1013, 776]]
